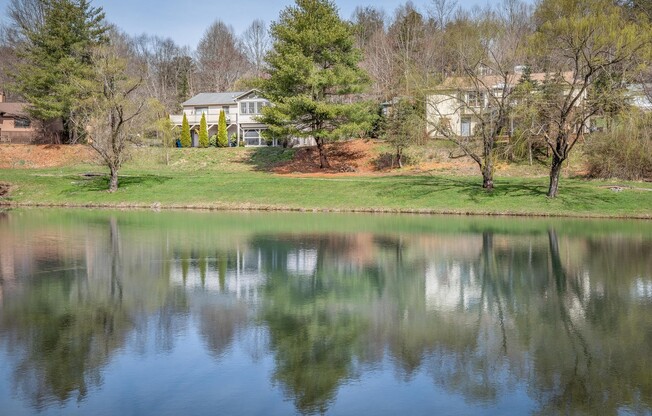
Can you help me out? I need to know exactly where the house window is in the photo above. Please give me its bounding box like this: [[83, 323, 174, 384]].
[[222, 106, 230, 114], [240, 102, 247, 114], [244, 129, 262, 146], [466, 92, 484, 107], [14, 118, 31, 128], [194, 107, 208, 115], [461, 117, 472, 137], [248, 102, 256, 114]]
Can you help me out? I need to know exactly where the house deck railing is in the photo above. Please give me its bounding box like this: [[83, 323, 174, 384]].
[[170, 114, 232, 126]]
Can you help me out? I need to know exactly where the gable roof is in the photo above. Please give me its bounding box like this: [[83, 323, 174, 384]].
[[182, 92, 246, 107], [0, 102, 28, 117], [233, 89, 264, 100]]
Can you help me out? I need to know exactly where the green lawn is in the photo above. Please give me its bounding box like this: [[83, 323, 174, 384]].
[[1, 147, 651, 218]]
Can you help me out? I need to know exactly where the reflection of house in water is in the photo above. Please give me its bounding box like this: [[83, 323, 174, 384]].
[[286, 249, 318, 276], [633, 278, 652, 300], [425, 262, 482, 312], [170, 247, 319, 299], [171, 248, 265, 300]]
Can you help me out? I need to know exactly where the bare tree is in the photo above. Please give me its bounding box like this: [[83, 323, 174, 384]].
[[76, 33, 145, 192], [426, 4, 528, 190], [3, 0, 45, 46], [530, 0, 649, 197], [196, 21, 249, 92], [429, 0, 458, 29], [351, 6, 386, 48], [240, 19, 270, 77], [360, 29, 397, 100], [388, 2, 429, 96], [132, 34, 195, 113]]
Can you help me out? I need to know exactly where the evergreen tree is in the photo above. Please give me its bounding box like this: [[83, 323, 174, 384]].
[[181, 113, 192, 147], [382, 99, 423, 168], [260, 0, 372, 168], [11, 0, 107, 143], [217, 110, 228, 147], [199, 113, 209, 147]]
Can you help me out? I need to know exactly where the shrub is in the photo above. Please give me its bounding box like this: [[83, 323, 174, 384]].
[[585, 113, 652, 181], [198, 113, 209, 148], [180, 113, 191, 148], [217, 110, 228, 147], [209, 134, 217, 147]]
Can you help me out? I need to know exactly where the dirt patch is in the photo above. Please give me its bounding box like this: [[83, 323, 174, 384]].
[[273, 139, 379, 175], [0, 182, 10, 197], [0, 144, 96, 169], [272, 139, 482, 177]]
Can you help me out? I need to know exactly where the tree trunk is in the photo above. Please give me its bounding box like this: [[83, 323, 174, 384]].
[[547, 153, 563, 198], [315, 137, 330, 169], [481, 157, 494, 190], [109, 167, 119, 193], [396, 147, 403, 169], [482, 168, 494, 190], [482, 138, 494, 191]]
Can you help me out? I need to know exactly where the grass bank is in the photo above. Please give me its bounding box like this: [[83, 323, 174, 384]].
[[1, 146, 651, 218]]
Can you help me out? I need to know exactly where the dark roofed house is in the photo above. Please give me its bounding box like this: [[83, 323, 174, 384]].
[[0, 91, 63, 144]]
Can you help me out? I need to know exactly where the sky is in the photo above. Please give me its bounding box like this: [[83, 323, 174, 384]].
[[0, 0, 496, 49]]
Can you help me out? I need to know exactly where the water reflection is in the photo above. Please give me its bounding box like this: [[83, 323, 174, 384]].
[[0, 210, 651, 415]]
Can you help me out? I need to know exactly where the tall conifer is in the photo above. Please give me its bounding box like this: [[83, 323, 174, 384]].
[[260, 0, 373, 168], [181, 113, 192, 147]]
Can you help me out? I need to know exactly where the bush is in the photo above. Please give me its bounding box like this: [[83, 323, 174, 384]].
[[217, 110, 228, 147], [198, 113, 209, 148], [585, 113, 652, 181], [209, 134, 217, 147], [180, 113, 191, 148]]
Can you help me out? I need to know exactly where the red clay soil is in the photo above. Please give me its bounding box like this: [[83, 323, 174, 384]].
[[273, 139, 480, 177], [273, 139, 379, 176], [0, 144, 96, 169]]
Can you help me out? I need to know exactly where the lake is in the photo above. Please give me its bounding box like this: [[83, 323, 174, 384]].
[[0, 209, 651, 415]]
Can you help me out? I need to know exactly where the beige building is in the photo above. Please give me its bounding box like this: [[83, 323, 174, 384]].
[[426, 71, 579, 138], [0, 91, 62, 143]]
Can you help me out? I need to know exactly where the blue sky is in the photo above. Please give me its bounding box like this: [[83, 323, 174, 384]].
[[0, 0, 496, 49]]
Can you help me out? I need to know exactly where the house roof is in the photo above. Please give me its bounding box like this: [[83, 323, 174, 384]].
[[437, 71, 576, 90], [182, 92, 247, 107], [0, 102, 28, 117]]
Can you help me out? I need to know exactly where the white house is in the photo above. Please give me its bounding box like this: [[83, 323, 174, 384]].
[[170, 89, 272, 146], [426, 71, 581, 138], [170, 89, 315, 147]]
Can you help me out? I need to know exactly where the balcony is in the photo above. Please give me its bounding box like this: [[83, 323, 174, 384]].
[[170, 113, 231, 126]]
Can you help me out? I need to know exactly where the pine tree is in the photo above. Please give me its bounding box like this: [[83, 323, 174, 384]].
[[199, 113, 209, 147], [217, 110, 228, 147], [11, 0, 107, 143], [260, 0, 372, 168], [382, 99, 423, 168], [181, 113, 192, 147]]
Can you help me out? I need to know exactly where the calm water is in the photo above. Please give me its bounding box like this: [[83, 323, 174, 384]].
[[0, 209, 651, 415]]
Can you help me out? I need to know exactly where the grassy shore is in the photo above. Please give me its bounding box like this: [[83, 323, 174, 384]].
[[1, 146, 651, 218]]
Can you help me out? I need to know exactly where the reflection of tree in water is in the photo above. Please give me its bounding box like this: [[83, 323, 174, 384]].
[[253, 229, 652, 415], [0, 217, 184, 409], [198, 300, 249, 358], [1, 213, 650, 415], [254, 234, 381, 415]]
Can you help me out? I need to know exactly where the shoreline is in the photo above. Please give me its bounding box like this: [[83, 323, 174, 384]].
[[2, 201, 651, 220]]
